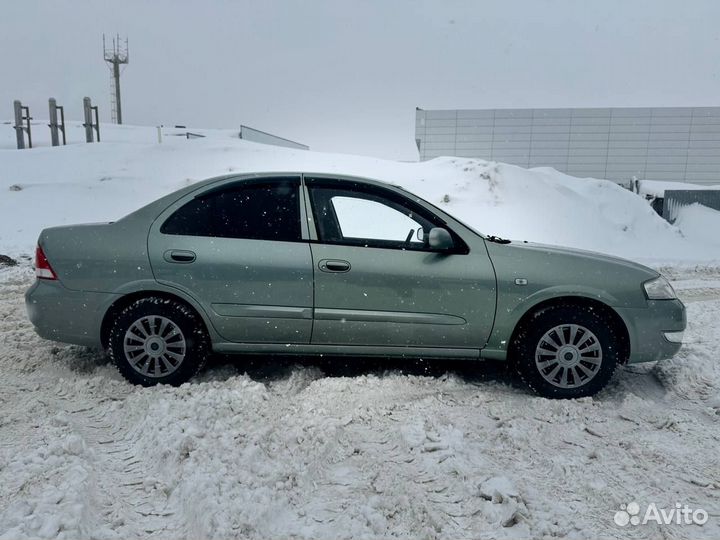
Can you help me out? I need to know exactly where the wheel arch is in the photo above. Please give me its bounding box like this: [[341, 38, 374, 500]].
[[100, 290, 212, 350], [507, 296, 631, 365]]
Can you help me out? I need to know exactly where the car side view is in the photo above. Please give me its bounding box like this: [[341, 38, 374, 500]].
[[25, 173, 686, 398]]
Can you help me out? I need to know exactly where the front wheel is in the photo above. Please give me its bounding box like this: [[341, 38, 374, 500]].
[[108, 297, 210, 386], [511, 304, 621, 398]]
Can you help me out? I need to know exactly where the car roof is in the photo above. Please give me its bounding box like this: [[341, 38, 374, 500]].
[[117, 172, 403, 224]]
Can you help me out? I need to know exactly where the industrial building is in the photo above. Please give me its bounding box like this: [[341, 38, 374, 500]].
[[415, 107, 720, 185]]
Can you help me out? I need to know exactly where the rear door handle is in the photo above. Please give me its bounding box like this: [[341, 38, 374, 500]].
[[165, 250, 196, 263], [319, 259, 351, 273]]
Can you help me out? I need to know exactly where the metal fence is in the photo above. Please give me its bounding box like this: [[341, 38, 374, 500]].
[[662, 190, 720, 223]]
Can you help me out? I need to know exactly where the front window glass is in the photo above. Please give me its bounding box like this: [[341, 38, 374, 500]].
[[308, 184, 439, 250], [330, 196, 424, 244]]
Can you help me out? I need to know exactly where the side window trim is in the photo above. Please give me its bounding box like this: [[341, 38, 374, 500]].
[[297, 182, 311, 241], [299, 179, 318, 241], [307, 187, 345, 242]]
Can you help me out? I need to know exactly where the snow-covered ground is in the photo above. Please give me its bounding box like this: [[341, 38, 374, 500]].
[[1, 262, 719, 539], [2, 121, 720, 265], [1, 123, 720, 538]]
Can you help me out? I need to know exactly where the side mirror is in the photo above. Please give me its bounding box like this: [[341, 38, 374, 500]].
[[428, 227, 454, 250]]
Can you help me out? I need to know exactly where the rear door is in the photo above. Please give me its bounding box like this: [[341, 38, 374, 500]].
[[148, 176, 314, 343], [304, 176, 496, 351]]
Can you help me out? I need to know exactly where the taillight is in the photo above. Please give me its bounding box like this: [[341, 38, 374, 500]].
[[35, 245, 57, 280]]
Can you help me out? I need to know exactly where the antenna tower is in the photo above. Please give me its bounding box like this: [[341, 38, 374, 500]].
[[103, 34, 129, 124]]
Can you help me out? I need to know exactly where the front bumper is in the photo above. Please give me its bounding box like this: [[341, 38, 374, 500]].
[[25, 279, 118, 348], [615, 298, 686, 364]]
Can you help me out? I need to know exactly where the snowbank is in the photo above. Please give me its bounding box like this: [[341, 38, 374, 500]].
[[1, 121, 719, 265], [674, 204, 720, 250]]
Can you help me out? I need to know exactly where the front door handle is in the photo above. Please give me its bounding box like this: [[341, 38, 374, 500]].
[[319, 259, 351, 273], [165, 250, 196, 264]]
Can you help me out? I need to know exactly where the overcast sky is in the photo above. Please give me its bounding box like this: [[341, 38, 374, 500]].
[[2, 0, 720, 160]]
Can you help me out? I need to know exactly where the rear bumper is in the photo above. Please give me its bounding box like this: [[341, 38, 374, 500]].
[[616, 299, 686, 364], [25, 279, 117, 348]]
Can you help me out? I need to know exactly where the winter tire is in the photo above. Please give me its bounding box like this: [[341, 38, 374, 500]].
[[108, 297, 210, 386], [511, 304, 620, 398]]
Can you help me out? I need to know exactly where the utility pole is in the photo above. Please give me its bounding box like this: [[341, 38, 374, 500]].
[[13, 100, 25, 149], [103, 34, 129, 124], [48, 98, 66, 146], [83, 97, 101, 142], [13, 100, 32, 149]]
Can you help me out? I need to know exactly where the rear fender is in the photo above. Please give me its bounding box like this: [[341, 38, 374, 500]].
[[98, 280, 220, 348]]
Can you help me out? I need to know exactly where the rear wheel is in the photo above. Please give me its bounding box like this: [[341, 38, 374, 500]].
[[108, 297, 210, 386], [511, 304, 620, 398]]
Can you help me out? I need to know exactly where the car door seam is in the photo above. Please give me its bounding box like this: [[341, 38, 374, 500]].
[[301, 174, 317, 344]]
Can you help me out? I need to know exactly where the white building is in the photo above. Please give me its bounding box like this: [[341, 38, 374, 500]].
[[415, 107, 720, 185]]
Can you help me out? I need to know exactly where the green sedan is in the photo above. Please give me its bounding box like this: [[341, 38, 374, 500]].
[[25, 173, 686, 398]]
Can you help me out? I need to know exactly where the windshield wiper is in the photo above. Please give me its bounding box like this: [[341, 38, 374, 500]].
[[486, 235, 511, 244]]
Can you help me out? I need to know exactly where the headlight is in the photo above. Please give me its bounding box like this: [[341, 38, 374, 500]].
[[643, 276, 677, 300]]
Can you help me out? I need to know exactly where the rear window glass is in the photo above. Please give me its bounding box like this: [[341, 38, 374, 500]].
[[161, 180, 301, 241]]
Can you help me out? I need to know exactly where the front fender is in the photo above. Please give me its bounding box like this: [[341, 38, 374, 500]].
[[481, 285, 624, 360], [481, 241, 656, 360], [514, 284, 622, 313]]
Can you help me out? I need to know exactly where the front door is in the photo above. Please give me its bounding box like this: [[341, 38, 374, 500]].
[[148, 176, 313, 344], [304, 176, 496, 351]]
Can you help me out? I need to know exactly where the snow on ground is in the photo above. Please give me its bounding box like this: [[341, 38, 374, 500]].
[[2, 123, 720, 538], [673, 203, 720, 251], [1, 263, 719, 539], [1, 121, 719, 265]]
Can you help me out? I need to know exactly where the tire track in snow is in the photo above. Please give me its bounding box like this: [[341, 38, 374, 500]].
[[677, 287, 720, 303], [2, 267, 720, 539], [45, 382, 188, 539], [0, 271, 188, 538]]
